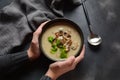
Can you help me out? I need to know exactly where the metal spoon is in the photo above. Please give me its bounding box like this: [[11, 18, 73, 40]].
[[81, 0, 102, 46]]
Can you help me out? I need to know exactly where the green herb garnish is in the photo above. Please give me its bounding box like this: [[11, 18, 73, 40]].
[[60, 47, 67, 58], [50, 44, 58, 54], [48, 36, 54, 43], [48, 36, 68, 58], [60, 52, 67, 58]]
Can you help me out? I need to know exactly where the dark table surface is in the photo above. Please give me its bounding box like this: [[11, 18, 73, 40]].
[[1, 0, 120, 80]]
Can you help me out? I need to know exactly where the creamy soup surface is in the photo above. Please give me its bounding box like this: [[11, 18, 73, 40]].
[[41, 22, 82, 61]]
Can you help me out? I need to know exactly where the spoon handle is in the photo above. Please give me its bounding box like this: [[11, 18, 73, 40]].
[[81, 0, 93, 34]]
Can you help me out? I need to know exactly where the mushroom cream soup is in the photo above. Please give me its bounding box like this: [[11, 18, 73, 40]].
[[41, 22, 82, 61]]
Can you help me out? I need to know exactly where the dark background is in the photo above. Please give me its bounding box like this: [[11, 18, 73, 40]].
[[1, 0, 120, 80]]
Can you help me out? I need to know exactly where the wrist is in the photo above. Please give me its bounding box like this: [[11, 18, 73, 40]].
[[45, 69, 59, 80], [27, 49, 37, 61], [27, 49, 33, 60], [40, 75, 52, 80]]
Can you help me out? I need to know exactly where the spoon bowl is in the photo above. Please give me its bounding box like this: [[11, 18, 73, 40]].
[[87, 34, 102, 46]]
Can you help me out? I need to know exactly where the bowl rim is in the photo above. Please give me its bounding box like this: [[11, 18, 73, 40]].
[[39, 18, 84, 61]]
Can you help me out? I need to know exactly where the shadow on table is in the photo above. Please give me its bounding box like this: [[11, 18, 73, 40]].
[[88, 42, 102, 52]]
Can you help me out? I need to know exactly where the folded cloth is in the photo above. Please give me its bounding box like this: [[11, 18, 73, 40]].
[[0, 0, 81, 76], [45, 0, 81, 16]]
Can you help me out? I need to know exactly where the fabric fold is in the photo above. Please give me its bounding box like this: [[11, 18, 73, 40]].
[[45, 0, 81, 16]]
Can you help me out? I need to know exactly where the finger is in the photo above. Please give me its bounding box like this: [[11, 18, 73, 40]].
[[74, 45, 85, 65], [34, 21, 49, 36], [59, 56, 75, 67], [51, 56, 75, 69], [32, 21, 49, 44]]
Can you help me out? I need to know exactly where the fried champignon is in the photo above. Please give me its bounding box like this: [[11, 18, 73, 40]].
[[54, 29, 75, 52], [63, 31, 71, 39], [64, 40, 72, 46], [59, 30, 63, 36], [67, 34, 71, 39], [60, 38, 67, 44], [63, 39, 72, 52], [65, 45, 70, 52], [67, 40, 72, 46], [58, 36, 63, 40], [55, 30, 63, 37], [71, 42, 78, 50], [64, 31, 67, 35], [55, 32, 60, 38]]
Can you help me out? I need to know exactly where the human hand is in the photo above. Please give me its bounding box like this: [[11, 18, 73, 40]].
[[45, 45, 85, 80], [27, 21, 48, 61]]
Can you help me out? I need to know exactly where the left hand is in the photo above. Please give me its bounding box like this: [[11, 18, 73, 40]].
[[27, 21, 48, 61]]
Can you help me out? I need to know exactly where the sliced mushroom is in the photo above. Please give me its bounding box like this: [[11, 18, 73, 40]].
[[71, 42, 78, 50], [55, 32, 60, 38], [54, 29, 73, 52], [65, 45, 70, 52], [59, 30, 63, 36]]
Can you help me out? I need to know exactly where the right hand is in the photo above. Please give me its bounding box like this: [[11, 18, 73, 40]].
[[45, 45, 85, 80]]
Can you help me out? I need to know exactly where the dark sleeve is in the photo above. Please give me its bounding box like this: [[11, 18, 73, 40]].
[[0, 51, 30, 75], [40, 75, 52, 80]]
